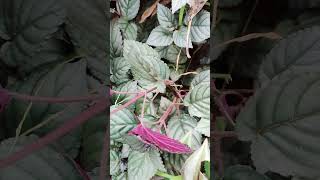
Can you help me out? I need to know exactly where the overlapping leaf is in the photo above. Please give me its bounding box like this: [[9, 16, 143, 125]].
[[0, 0, 65, 74], [110, 105, 137, 141], [259, 26, 320, 86], [128, 149, 166, 180], [123, 40, 170, 92], [236, 73, 320, 178], [0, 135, 82, 180], [184, 84, 210, 118]]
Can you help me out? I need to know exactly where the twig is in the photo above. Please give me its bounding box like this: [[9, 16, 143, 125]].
[[6, 91, 103, 103], [111, 87, 157, 115]]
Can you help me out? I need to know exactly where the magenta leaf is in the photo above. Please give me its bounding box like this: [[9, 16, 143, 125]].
[[0, 89, 11, 112], [128, 124, 192, 154]]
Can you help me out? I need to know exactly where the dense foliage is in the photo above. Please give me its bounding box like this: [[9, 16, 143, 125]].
[[213, 0, 320, 180], [110, 0, 210, 179]]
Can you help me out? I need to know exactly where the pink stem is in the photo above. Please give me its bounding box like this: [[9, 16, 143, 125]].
[[7, 91, 103, 103], [0, 99, 108, 169], [110, 87, 157, 115]]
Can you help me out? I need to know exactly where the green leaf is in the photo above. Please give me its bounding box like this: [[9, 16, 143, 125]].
[[63, 0, 107, 80], [190, 70, 210, 89], [157, 4, 177, 29], [204, 161, 210, 179], [112, 81, 139, 105], [184, 84, 210, 118], [167, 114, 202, 150], [110, 149, 121, 176], [236, 73, 320, 178], [158, 97, 176, 116], [0, 0, 65, 74], [0, 135, 82, 180], [167, 153, 189, 173], [128, 149, 166, 180], [118, 18, 138, 40], [111, 21, 123, 59], [181, 139, 210, 180], [111, 57, 131, 85], [80, 113, 106, 170], [166, 45, 188, 64], [118, 0, 140, 20], [173, 27, 193, 48], [147, 26, 173, 46], [224, 165, 271, 180], [259, 27, 320, 86], [123, 40, 170, 93], [172, 0, 188, 13], [195, 117, 210, 137], [189, 10, 210, 43], [5, 61, 88, 157], [110, 106, 137, 141]]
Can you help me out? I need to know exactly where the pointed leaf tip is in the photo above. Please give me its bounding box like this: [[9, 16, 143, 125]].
[[129, 124, 192, 154]]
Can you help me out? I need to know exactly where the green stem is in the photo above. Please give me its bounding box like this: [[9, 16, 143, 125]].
[[156, 171, 182, 179], [178, 5, 186, 27]]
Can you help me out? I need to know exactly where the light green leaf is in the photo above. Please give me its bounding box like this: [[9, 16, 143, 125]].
[[0, 0, 65, 74], [167, 114, 202, 150], [147, 26, 173, 46], [157, 4, 177, 29], [110, 149, 121, 176], [173, 27, 193, 48], [111, 21, 123, 59], [236, 73, 320, 178], [181, 139, 210, 180], [184, 84, 210, 118], [123, 40, 170, 93], [190, 70, 210, 89], [259, 26, 320, 86], [118, 0, 140, 20], [111, 57, 131, 85], [128, 149, 166, 180], [166, 45, 188, 64], [0, 135, 82, 180], [224, 165, 271, 180], [195, 117, 210, 137], [118, 18, 138, 40], [158, 97, 176, 116], [112, 81, 139, 105], [172, 0, 188, 13], [189, 10, 210, 42], [110, 106, 137, 141]]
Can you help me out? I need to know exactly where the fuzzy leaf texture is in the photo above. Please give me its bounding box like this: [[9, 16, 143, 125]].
[[123, 40, 170, 92], [128, 149, 166, 180], [128, 124, 193, 154]]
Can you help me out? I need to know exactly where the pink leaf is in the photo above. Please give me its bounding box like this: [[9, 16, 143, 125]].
[[128, 124, 192, 154], [0, 89, 11, 112]]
